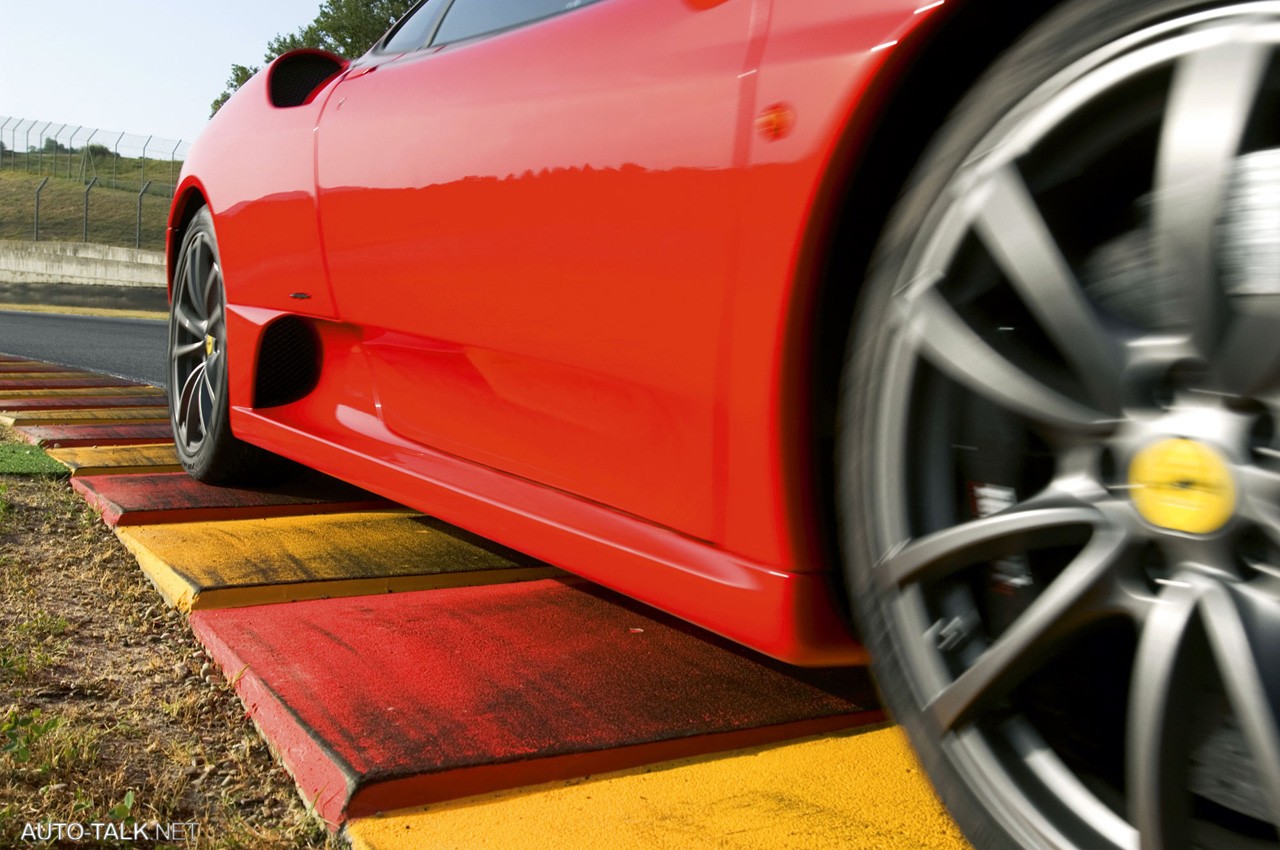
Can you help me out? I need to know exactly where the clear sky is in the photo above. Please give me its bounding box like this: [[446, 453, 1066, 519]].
[[0, 0, 335, 146]]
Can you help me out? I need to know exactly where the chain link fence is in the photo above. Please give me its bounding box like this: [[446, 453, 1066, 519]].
[[0, 116, 191, 252]]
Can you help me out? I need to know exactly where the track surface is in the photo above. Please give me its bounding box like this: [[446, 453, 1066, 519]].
[[0, 310, 167, 386]]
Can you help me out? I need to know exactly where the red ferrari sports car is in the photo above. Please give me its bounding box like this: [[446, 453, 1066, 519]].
[[168, 0, 1280, 847]]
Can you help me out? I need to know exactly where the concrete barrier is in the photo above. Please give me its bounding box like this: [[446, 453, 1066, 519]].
[[0, 240, 165, 288], [0, 240, 167, 312]]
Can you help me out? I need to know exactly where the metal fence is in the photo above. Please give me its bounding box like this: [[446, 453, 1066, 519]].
[[0, 116, 191, 251]]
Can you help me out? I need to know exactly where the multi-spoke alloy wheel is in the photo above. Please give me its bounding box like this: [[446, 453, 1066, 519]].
[[843, 3, 1280, 848], [167, 208, 275, 484]]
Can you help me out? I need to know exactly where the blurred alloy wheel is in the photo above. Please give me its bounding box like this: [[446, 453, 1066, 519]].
[[844, 3, 1280, 848]]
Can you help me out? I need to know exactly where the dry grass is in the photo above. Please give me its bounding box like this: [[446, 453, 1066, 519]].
[[0, 171, 170, 251], [0, 427, 338, 849]]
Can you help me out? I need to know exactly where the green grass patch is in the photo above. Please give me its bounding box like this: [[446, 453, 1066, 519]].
[[0, 444, 66, 476], [1, 709, 59, 765], [17, 612, 70, 639]]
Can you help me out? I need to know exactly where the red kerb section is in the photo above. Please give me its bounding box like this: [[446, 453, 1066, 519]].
[[0, 377, 136, 390], [0, 395, 166, 411], [15, 423, 174, 447], [72, 472, 388, 526], [190, 579, 881, 825]]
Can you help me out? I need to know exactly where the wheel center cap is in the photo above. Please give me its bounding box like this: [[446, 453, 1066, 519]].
[[204, 334, 215, 357], [1129, 438, 1235, 534]]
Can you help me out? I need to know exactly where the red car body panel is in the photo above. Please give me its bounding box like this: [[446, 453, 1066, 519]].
[[314, 0, 754, 538], [169, 0, 949, 665]]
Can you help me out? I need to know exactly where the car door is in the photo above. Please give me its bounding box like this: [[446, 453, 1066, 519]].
[[315, 0, 761, 541]]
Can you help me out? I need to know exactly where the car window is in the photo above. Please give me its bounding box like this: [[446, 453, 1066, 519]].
[[432, 0, 600, 46], [379, 0, 452, 53]]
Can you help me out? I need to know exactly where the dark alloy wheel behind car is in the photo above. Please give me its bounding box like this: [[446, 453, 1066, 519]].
[[168, 208, 281, 485]]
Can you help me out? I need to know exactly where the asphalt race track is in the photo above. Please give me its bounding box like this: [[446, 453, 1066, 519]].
[[0, 310, 168, 387]]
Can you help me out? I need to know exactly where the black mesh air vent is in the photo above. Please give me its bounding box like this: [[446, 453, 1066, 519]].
[[255, 317, 320, 408], [268, 52, 344, 109]]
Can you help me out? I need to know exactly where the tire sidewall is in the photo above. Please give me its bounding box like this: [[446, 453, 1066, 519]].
[[168, 207, 233, 481]]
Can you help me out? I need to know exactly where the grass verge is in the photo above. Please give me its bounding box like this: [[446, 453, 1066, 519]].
[[0, 425, 336, 849], [0, 171, 170, 251]]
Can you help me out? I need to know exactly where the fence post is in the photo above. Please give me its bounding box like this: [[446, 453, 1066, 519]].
[[25, 122, 36, 172], [43, 123, 62, 175], [38, 123, 51, 172], [34, 176, 49, 240], [44, 123, 60, 173], [169, 139, 182, 187], [80, 129, 99, 182], [5, 119, 16, 169], [137, 181, 152, 249], [141, 135, 152, 187], [83, 177, 98, 243], [112, 131, 124, 190], [9, 119, 22, 171], [67, 126, 83, 178]]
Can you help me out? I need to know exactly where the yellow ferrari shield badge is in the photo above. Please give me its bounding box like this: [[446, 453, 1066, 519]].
[[1129, 438, 1235, 534]]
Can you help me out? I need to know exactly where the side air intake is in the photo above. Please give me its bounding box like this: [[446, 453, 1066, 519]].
[[254, 317, 320, 408], [268, 50, 346, 109]]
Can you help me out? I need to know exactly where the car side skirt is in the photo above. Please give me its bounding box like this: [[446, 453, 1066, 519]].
[[225, 308, 863, 667]]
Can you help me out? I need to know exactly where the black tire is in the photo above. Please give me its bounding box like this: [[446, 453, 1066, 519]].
[[842, 2, 1280, 849], [168, 208, 282, 485]]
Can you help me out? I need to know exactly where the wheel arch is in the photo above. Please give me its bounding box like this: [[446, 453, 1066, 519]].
[[783, 0, 1066, 615], [166, 181, 210, 300]]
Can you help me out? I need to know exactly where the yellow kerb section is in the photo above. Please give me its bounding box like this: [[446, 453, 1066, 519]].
[[0, 407, 168, 427], [1130, 438, 1235, 534], [346, 726, 970, 850], [46, 444, 180, 477], [114, 511, 561, 612]]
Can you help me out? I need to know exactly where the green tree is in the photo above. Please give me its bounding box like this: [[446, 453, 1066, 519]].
[[209, 63, 262, 118], [210, 0, 413, 117]]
